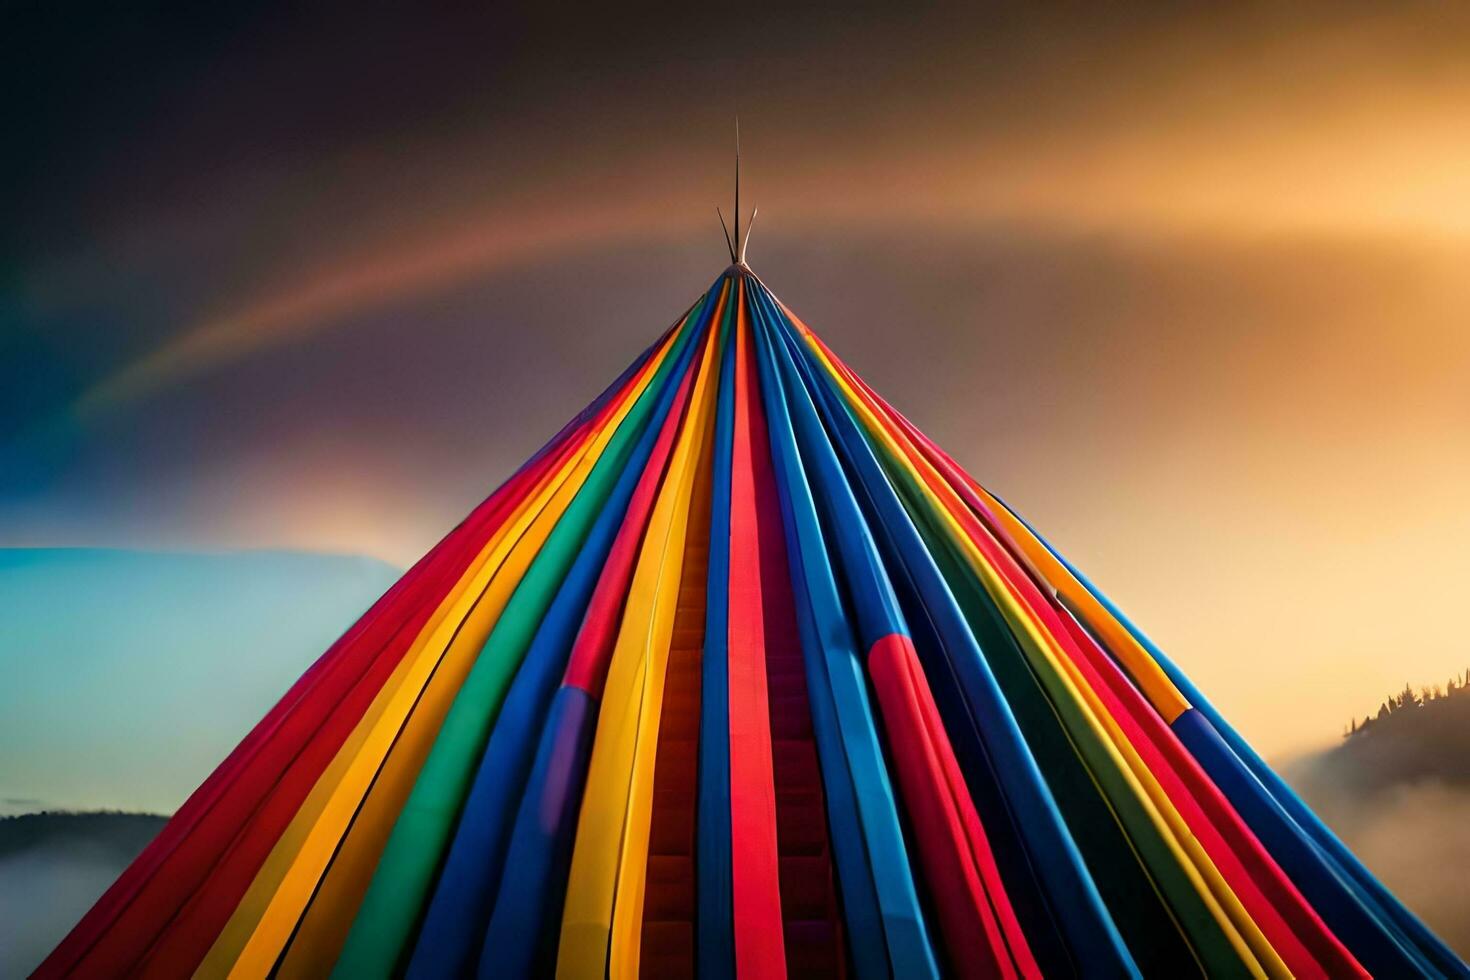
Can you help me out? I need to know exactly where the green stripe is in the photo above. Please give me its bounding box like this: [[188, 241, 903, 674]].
[[329, 298, 707, 978], [862, 428, 1249, 977]]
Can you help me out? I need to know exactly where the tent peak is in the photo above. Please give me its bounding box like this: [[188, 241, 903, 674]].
[[716, 208, 757, 267], [717, 120, 757, 266]]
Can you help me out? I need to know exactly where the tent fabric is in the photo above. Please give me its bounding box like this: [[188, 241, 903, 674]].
[[36, 266, 1466, 980]]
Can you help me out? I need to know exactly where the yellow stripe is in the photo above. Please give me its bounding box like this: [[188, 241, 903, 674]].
[[198, 328, 680, 980], [272, 322, 699, 977], [960, 480, 1290, 976], [795, 321, 1282, 979], [808, 346, 1289, 975], [968, 478, 1193, 723], [556, 293, 724, 979], [196, 456, 565, 979]]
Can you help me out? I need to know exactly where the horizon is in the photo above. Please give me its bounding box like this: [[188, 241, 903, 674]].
[[5, 3, 1470, 776]]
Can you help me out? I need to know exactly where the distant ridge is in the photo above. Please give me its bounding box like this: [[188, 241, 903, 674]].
[[0, 811, 167, 861], [1320, 675, 1470, 795]]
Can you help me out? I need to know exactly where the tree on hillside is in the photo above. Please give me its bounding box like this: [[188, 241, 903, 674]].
[[1345, 667, 1470, 738]]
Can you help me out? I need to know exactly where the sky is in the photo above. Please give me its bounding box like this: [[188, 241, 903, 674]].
[[0, 549, 399, 815], [3, 2, 1470, 763]]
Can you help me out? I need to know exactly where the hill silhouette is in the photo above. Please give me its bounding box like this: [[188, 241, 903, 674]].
[[0, 810, 166, 861], [1286, 671, 1470, 958], [1327, 670, 1470, 793]]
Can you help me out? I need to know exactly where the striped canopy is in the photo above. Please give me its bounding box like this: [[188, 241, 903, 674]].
[[41, 266, 1464, 979]]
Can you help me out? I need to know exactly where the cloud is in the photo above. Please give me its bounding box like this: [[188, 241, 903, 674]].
[[1287, 758, 1470, 957], [0, 844, 127, 977], [24, 3, 1470, 433]]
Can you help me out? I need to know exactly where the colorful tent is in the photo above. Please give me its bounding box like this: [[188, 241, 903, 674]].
[[39, 264, 1465, 979]]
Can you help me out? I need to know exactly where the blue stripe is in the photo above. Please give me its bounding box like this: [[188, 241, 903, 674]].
[[403, 288, 717, 979], [749, 278, 940, 980], [1170, 708, 1445, 977], [476, 686, 599, 978], [1000, 494, 1465, 978], [764, 302, 1137, 978], [696, 280, 738, 980], [748, 284, 907, 649]]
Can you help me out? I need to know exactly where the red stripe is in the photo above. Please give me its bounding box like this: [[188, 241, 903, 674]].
[[37, 435, 574, 979], [1054, 609, 1360, 979], [804, 328, 1363, 978], [561, 318, 709, 697], [866, 634, 1040, 980], [126, 383, 647, 978], [749, 369, 846, 976], [38, 349, 653, 978], [726, 287, 788, 979], [142, 443, 598, 978]]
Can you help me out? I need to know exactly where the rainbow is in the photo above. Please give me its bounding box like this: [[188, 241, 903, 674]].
[[39, 266, 1464, 978]]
